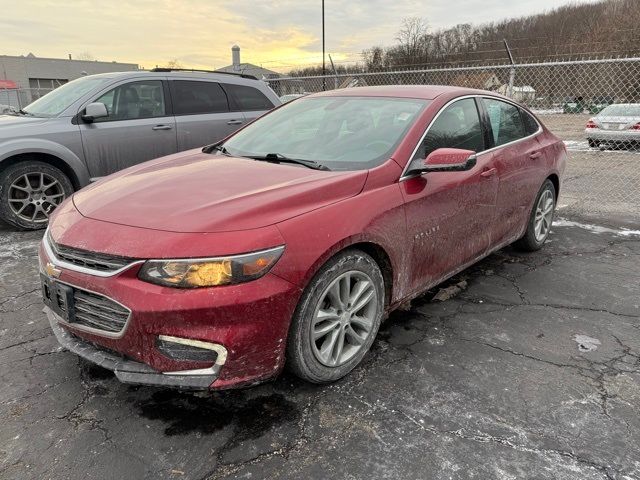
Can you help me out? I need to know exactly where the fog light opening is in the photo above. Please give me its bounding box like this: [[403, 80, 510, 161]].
[[157, 335, 228, 374]]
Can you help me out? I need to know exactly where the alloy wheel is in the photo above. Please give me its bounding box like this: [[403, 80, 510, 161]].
[[310, 270, 378, 367], [534, 189, 554, 242], [8, 172, 66, 224]]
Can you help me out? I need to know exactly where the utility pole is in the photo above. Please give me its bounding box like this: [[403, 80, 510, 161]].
[[322, 0, 326, 91]]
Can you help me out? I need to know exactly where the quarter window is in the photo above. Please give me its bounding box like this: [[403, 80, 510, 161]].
[[223, 84, 274, 111], [521, 109, 540, 136], [171, 81, 229, 115], [94, 81, 165, 121], [412, 98, 484, 160], [482, 98, 526, 146]]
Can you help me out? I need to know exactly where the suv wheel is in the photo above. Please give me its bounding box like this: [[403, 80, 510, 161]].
[[0, 161, 73, 230], [286, 250, 384, 384]]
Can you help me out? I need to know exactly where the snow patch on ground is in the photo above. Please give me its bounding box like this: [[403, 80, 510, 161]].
[[553, 219, 640, 237]]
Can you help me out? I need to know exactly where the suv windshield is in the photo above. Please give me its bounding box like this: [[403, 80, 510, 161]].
[[22, 76, 110, 117], [222, 96, 428, 170]]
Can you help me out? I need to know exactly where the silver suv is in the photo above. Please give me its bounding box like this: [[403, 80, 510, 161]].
[[0, 69, 280, 229]]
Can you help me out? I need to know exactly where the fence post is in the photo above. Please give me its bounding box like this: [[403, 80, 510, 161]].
[[504, 39, 516, 97]]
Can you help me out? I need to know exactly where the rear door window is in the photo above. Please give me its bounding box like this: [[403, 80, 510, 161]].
[[223, 83, 275, 111], [482, 98, 526, 147], [413, 98, 485, 160], [170, 80, 229, 115]]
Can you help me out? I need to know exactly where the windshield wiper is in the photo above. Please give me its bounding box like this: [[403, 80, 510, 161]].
[[202, 142, 231, 156], [248, 153, 330, 171]]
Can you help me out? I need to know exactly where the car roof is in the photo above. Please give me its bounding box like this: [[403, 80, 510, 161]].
[[79, 70, 263, 84], [308, 85, 495, 100]]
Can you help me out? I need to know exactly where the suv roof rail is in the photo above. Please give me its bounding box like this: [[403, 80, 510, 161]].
[[149, 67, 258, 80]]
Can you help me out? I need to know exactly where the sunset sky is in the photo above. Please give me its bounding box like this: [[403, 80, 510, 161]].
[[1, 0, 601, 72]]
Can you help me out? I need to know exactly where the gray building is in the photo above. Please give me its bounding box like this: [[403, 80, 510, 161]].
[[0, 53, 138, 107], [217, 46, 303, 96]]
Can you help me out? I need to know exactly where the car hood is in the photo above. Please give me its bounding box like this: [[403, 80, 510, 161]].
[[0, 114, 50, 129], [72, 150, 368, 233]]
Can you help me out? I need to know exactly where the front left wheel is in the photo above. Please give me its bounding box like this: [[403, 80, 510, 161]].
[[0, 160, 73, 230], [286, 250, 384, 384]]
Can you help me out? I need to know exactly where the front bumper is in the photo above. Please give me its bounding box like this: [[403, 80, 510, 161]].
[[40, 213, 302, 389], [47, 308, 224, 389]]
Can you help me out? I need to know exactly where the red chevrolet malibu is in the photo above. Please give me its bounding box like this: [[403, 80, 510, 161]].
[[40, 86, 566, 389]]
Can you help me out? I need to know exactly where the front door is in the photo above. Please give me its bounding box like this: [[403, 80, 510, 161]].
[[400, 97, 499, 294], [79, 80, 177, 178]]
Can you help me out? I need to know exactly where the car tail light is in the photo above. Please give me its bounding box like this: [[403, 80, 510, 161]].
[[630, 122, 640, 130], [586, 120, 597, 129]]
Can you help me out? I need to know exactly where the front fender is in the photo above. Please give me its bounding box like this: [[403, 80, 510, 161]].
[[0, 138, 90, 187]]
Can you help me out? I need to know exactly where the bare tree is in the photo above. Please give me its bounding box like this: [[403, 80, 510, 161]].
[[166, 58, 183, 69], [75, 51, 96, 61]]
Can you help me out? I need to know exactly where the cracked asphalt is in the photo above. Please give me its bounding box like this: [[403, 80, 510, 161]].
[[1, 214, 639, 480]]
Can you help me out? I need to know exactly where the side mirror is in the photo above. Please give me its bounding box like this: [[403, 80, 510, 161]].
[[410, 148, 477, 175], [82, 102, 108, 123]]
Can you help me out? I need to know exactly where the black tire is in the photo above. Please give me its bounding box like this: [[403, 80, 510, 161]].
[[514, 179, 556, 252], [286, 249, 384, 384], [0, 160, 74, 230], [587, 138, 598, 148]]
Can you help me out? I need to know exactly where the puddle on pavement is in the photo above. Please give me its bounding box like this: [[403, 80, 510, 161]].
[[574, 334, 601, 352], [136, 390, 300, 440]]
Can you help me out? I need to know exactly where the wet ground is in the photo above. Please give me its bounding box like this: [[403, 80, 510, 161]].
[[1, 215, 639, 480]]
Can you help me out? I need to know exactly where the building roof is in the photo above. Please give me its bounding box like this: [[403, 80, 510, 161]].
[[216, 63, 281, 80], [451, 72, 500, 89]]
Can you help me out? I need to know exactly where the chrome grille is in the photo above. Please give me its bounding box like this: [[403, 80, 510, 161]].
[[72, 289, 130, 333], [48, 232, 135, 273]]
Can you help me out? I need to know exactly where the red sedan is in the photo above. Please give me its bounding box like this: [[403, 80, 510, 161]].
[[40, 86, 566, 389]]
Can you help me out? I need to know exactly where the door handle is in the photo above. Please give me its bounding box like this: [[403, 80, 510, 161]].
[[480, 167, 497, 178], [529, 151, 543, 159], [152, 125, 173, 130], [227, 119, 244, 125]]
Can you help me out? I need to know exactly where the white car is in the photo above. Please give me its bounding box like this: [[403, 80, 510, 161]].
[[585, 103, 640, 149]]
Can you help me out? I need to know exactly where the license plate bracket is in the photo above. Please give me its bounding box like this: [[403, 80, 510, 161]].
[[41, 274, 75, 323]]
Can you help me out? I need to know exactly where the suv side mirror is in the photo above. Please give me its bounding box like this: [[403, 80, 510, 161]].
[[409, 148, 477, 175], [82, 102, 108, 123]]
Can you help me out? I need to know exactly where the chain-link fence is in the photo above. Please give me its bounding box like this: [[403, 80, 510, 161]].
[[269, 57, 640, 218], [0, 88, 54, 113]]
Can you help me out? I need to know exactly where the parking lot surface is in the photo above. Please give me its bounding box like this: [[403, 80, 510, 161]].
[[1, 215, 639, 480]]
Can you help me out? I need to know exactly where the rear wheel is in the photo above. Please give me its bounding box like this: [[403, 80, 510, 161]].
[[0, 161, 73, 230], [286, 250, 384, 384], [514, 179, 556, 252]]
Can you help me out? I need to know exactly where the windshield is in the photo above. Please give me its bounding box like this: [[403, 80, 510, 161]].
[[599, 104, 640, 117], [22, 76, 110, 117], [222, 96, 428, 170]]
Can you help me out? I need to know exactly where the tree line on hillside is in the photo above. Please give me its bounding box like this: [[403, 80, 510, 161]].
[[287, 0, 640, 76]]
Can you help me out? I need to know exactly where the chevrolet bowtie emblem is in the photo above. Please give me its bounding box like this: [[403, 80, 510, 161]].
[[45, 262, 62, 278]]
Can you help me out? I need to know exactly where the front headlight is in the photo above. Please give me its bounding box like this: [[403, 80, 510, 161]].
[[138, 246, 285, 288]]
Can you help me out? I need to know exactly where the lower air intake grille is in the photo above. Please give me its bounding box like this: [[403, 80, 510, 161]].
[[72, 289, 130, 333]]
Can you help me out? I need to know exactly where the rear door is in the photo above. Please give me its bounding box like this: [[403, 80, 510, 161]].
[[481, 97, 547, 245], [79, 79, 177, 177], [169, 80, 246, 150], [222, 82, 277, 123]]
